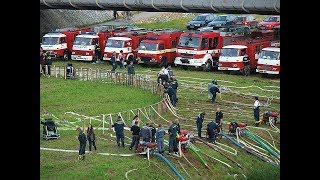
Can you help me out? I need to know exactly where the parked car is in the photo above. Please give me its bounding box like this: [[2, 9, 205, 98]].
[[207, 15, 237, 29], [234, 15, 258, 29], [257, 16, 280, 30], [186, 14, 217, 30], [198, 25, 250, 37]]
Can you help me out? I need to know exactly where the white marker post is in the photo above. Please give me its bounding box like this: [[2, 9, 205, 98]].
[[102, 114, 105, 134]]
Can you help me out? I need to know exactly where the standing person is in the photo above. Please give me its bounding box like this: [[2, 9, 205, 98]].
[[76, 127, 87, 160], [40, 47, 44, 76], [41, 51, 47, 76], [215, 107, 223, 133], [156, 124, 166, 154], [170, 76, 178, 106], [111, 51, 117, 72], [118, 50, 124, 69], [159, 66, 169, 82], [168, 120, 179, 154], [209, 80, 220, 104], [127, 61, 135, 85], [86, 123, 97, 153], [196, 112, 206, 138], [113, 10, 118, 20], [160, 56, 168, 68], [93, 43, 101, 64], [131, 115, 139, 127], [45, 52, 53, 77], [167, 64, 174, 79], [140, 122, 152, 142], [129, 121, 140, 151], [166, 84, 176, 107], [112, 116, 125, 147], [206, 120, 218, 144], [149, 122, 156, 143], [253, 96, 261, 126]]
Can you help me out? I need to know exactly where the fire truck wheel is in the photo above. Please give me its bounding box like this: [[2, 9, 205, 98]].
[[63, 52, 69, 61], [203, 60, 212, 71]]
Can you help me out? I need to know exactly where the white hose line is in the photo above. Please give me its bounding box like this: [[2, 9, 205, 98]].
[[40, 147, 136, 157], [266, 130, 279, 153], [152, 162, 175, 180], [64, 112, 103, 122], [200, 151, 232, 168], [151, 106, 170, 123], [125, 158, 151, 180], [269, 118, 280, 133], [209, 142, 238, 156], [182, 153, 200, 175], [246, 126, 279, 133], [178, 160, 192, 178]]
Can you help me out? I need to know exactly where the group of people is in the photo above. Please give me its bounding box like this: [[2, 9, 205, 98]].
[[111, 114, 183, 155], [76, 123, 97, 160], [40, 47, 53, 77], [196, 107, 223, 144], [158, 65, 178, 107]]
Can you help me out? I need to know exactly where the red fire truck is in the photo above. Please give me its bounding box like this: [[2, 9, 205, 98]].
[[256, 47, 280, 75], [218, 38, 272, 75], [71, 30, 113, 62], [174, 31, 223, 71], [136, 30, 182, 65], [103, 31, 148, 63], [41, 28, 81, 60]]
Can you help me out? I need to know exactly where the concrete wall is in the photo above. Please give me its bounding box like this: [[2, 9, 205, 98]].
[[40, 9, 113, 39]]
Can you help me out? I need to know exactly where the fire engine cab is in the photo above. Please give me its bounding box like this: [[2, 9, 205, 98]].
[[103, 31, 148, 63], [71, 32, 100, 61], [174, 31, 222, 71], [218, 38, 272, 75], [256, 47, 280, 75], [41, 28, 81, 60], [137, 29, 182, 65]]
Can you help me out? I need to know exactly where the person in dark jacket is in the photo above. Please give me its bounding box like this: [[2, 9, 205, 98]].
[[45, 52, 53, 76], [209, 80, 220, 103], [156, 124, 166, 154], [169, 76, 178, 106], [111, 51, 117, 72], [168, 120, 179, 153], [86, 123, 97, 153], [93, 43, 101, 64], [160, 56, 168, 68], [196, 112, 206, 138], [215, 107, 223, 133], [127, 61, 135, 85], [206, 120, 218, 144], [41, 52, 47, 76], [112, 116, 125, 147], [167, 64, 174, 79], [77, 127, 87, 160], [140, 122, 152, 142], [149, 122, 156, 142], [166, 84, 175, 107], [129, 120, 140, 151]]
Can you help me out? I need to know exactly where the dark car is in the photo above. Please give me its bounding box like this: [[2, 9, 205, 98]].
[[207, 15, 237, 29], [186, 14, 217, 30], [257, 16, 280, 30], [234, 15, 258, 29], [198, 25, 250, 37]]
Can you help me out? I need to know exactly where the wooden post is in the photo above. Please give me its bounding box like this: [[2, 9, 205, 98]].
[[102, 114, 105, 134]]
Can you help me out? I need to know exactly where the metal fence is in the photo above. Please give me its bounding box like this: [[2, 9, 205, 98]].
[[40, 65, 164, 97]]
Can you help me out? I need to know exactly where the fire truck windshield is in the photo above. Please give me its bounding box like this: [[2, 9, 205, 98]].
[[259, 50, 280, 60], [178, 36, 200, 48], [221, 48, 239, 57], [74, 37, 92, 46], [42, 37, 59, 45], [106, 39, 124, 48], [138, 42, 158, 51]]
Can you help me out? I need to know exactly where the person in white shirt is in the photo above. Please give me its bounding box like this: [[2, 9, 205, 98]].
[[158, 66, 169, 82], [253, 96, 261, 126]]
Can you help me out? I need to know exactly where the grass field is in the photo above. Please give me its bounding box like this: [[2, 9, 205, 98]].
[[41, 59, 280, 179]]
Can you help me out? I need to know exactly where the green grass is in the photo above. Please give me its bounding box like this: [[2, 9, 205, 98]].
[[41, 61, 280, 179], [134, 18, 193, 31]]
